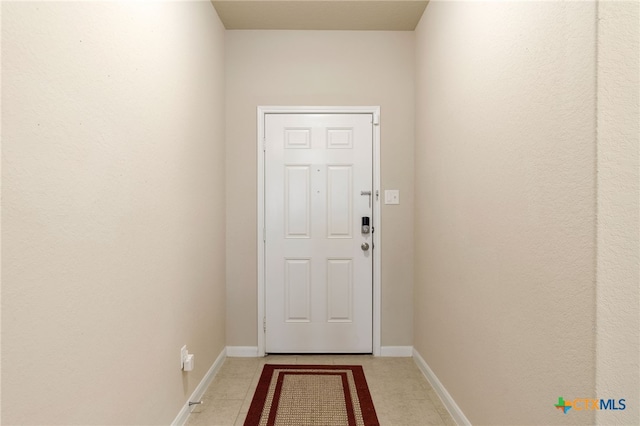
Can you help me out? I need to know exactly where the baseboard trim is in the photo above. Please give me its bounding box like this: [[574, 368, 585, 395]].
[[226, 346, 259, 357], [379, 346, 413, 357], [412, 348, 471, 426], [171, 347, 227, 426]]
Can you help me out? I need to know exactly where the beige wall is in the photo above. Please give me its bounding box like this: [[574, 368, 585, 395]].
[[1, 2, 226, 424], [225, 31, 415, 348], [596, 2, 640, 424], [414, 2, 597, 424]]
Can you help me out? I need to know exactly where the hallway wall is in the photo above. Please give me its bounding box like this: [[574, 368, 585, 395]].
[[225, 30, 415, 349], [414, 2, 598, 424], [1, 2, 226, 424], [596, 2, 640, 424]]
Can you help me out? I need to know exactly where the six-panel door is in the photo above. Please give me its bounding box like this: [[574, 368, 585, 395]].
[[265, 113, 373, 353]]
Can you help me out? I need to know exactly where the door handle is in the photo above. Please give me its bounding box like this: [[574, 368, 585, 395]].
[[361, 242, 370, 251]]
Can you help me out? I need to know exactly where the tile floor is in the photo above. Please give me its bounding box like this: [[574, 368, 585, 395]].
[[186, 355, 456, 426]]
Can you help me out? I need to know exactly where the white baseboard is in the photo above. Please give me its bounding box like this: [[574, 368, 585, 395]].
[[226, 346, 259, 357], [172, 347, 227, 426], [379, 346, 413, 357], [412, 348, 471, 426]]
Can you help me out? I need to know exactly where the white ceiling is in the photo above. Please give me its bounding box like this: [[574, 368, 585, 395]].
[[211, 0, 429, 31]]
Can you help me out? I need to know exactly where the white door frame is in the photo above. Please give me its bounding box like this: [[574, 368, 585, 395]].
[[257, 106, 381, 356]]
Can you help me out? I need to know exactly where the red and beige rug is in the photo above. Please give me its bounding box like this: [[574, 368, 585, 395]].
[[244, 364, 380, 426]]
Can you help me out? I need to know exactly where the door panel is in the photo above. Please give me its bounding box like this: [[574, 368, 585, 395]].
[[265, 113, 373, 353], [327, 258, 353, 322], [284, 166, 311, 238], [327, 165, 353, 238], [284, 258, 311, 322]]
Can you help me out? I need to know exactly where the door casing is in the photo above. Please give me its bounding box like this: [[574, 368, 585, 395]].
[[257, 106, 381, 356]]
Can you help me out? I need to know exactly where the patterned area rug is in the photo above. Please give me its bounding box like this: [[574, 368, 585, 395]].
[[244, 364, 380, 426]]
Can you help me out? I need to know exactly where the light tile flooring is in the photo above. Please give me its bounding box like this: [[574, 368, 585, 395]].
[[186, 355, 456, 426]]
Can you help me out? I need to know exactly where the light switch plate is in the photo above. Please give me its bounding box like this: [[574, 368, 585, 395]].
[[384, 190, 400, 205]]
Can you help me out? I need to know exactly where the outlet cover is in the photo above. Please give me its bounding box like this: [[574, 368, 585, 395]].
[[384, 190, 400, 205], [180, 345, 187, 369]]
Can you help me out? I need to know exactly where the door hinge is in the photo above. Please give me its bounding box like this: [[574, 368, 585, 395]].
[[373, 113, 380, 125], [263, 137, 266, 152], [263, 227, 266, 242], [263, 317, 266, 333]]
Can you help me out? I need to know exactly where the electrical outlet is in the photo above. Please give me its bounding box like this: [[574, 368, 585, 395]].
[[180, 345, 187, 369]]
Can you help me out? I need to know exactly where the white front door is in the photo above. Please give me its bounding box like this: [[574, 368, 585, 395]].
[[265, 113, 373, 353]]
